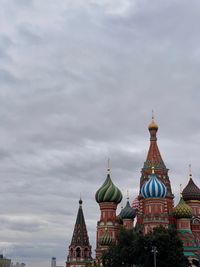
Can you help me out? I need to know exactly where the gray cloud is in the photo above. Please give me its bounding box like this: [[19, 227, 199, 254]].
[[0, 0, 200, 266], [0, 215, 47, 232]]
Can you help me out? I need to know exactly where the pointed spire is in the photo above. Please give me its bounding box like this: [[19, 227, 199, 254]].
[[75, 199, 84, 225], [70, 199, 90, 247], [145, 114, 165, 168]]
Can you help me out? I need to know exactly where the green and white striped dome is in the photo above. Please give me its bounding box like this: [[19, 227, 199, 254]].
[[95, 169, 122, 204]]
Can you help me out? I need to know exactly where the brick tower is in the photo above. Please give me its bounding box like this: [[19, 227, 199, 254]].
[[137, 116, 174, 230], [95, 165, 122, 263], [140, 166, 169, 234], [118, 197, 136, 230], [173, 194, 197, 257], [182, 168, 200, 243], [66, 199, 92, 267]]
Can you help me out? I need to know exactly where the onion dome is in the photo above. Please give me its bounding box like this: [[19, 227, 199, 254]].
[[99, 229, 113, 246], [116, 215, 123, 224], [118, 205, 123, 218], [173, 195, 192, 219], [182, 171, 200, 201], [148, 114, 158, 131], [120, 199, 136, 220], [117, 206, 124, 224], [141, 167, 167, 198], [95, 166, 122, 204]]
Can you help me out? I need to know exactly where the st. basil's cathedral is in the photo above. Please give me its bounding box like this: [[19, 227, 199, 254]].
[[66, 117, 200, 266]]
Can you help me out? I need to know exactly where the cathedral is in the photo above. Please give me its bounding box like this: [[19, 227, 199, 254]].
[[66, 117, 200, 267]]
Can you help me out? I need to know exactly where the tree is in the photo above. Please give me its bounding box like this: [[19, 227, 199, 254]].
[[145, 226, 189, 267], [102, 226, 190, 267]]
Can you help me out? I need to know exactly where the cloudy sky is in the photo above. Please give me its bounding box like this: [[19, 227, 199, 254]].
[[1, 0, 200, 266]]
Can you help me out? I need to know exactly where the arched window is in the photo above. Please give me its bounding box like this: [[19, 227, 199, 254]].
[[76, 247, 81, 258]]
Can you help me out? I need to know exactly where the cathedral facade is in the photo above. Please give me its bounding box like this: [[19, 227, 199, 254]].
[[66, 117, 200, 266]]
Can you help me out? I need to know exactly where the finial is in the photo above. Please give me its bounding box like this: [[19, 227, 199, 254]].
[[127, 189, 129, 201], [152, 109, 154, 120], [107, 158, 111, 175], [151, 166, 155, 174], [180, 184, 182, 197], [189, 164, 192, 179], [79, 194, 83, 205]]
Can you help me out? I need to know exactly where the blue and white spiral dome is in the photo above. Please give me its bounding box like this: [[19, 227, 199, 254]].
[[141, 170, 167, 198]]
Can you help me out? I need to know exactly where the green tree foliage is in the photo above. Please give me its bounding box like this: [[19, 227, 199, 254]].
[[102, 226, 190, 267]]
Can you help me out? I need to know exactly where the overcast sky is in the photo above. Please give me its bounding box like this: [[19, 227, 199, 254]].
[[1, 0, 200, 266]]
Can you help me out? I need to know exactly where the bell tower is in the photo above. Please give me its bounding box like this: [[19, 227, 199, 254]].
[[66, 199, 92, 267]]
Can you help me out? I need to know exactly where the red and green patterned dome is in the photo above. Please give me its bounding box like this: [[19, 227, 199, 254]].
[[99, 229, 113, 246], [173, 196, 192, 219], [95, 168, 122, 204], [182, 174, 200, 201]]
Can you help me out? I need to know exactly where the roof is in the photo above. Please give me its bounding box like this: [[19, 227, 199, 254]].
[[70, 200, 91, 247], [182, 177, 200, 201], [173, 196, 192, 219], [95, 171, 122, 204]]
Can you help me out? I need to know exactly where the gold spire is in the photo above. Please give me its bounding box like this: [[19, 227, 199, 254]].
[[107, 158, 111, 175], [189, 164, 192, 180]]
